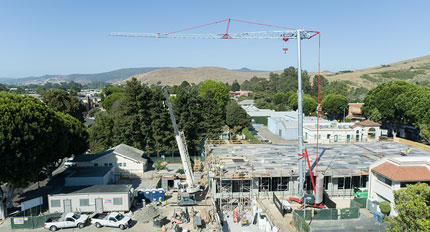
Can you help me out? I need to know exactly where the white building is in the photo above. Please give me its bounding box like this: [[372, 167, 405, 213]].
[[48, 185, 134, 213], [368, 156, 430, 216], [73, 144, 148, 177], [303, 120, 381, 144]]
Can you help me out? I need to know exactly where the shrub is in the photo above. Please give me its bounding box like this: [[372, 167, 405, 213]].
[[380, 201, 391, 216]]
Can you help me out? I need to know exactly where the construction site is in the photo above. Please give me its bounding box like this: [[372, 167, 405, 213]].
[[204, 141, 430, 211]]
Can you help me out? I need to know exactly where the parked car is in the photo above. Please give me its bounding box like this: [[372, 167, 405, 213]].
[[64, 158, 76, 168], [44, 213, 89, 231], [90, 212, 131, 230]]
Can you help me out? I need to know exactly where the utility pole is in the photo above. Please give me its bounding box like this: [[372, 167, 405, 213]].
[[297, 30, 305, 197]]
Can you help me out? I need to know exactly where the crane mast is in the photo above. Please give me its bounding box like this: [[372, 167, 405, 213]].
[[162, 87, 200, 193]]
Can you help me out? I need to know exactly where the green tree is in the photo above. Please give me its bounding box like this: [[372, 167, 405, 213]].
[[101, 85, 123, 101], [255, 98, 275, 110], [0, 92, 88, 219], [321, 94, 349, 121], [146, 87, 176, 156], [419, 124, 430, 144], [272, 92, 290, 105], [43, 90, 86, 122], [0, 84, 8, 92], [180, 81, 192, 92], [103, 92, 125, 112], [112, 78, 152, 150], [231, 80, 240, 91], [311, 75, 329, 97], [389, 183, 430, 232], [288, 93, 318, 116], [89, 112, 115, 153], [362, 81, 415, 133], [198, 80, 230, 109], [226, 102, 251, 135], [34, 86, 48, 95], [199, 91, 224, 139]]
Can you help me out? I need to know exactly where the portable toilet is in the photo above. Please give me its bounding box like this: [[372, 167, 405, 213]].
[[137, 190, 145, 202], [151, 189, 158, 202], [158, 188, 165, 201], [144, 189, 151, 202]]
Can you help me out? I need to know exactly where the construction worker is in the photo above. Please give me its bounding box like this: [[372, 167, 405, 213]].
[[161, 225, 166, 232]]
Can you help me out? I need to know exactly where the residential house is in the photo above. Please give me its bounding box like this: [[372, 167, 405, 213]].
[[368, 156, 430, 216], [73, 144, 148, 177], [346, 103, 365, 122]]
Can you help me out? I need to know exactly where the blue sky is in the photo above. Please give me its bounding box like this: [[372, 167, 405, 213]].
[[1, 0, 429, 78]]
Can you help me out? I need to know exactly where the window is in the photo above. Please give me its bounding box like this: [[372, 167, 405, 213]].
[[368, 128, 376, 139], [109, 163, 113, 166], [327, 134, 331, 139], [119, 163, 122, 167], [304, 132, 308, 140], [104, 163, 108, 166], [123, 163, 126, 167], [66, 218, 75, 222], [94, 163, 98, 167], [80, 199, 89, 206], [334, 135, 338, 142], [113, 197, 123, 205], [345, 177, 351, 189], [51, 200, 60, 207], [376, 173, 392, 186], [338, 178, 344, 189]]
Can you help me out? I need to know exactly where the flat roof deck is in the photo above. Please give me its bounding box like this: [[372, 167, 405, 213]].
[[209, 142, 430, 178]]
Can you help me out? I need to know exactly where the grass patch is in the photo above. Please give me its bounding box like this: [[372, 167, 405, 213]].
[[418, 63, 430, 69], [252, 116, 268, 126], [360, 74, 379, 82], [373, 69, 425, 80], [339, 80, 354, 85], [242, 128, 261, 144]]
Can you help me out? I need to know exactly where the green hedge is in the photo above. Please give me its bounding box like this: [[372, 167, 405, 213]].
[[242, 128, 261, 144]]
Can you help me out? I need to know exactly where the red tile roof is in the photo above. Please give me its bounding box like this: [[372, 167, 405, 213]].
[[354, 120, 381, 127], [372, 162, 430, 182], [348, 104, 363, 115]]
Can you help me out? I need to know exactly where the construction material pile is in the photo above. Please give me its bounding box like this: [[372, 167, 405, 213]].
[[134, 205, 160, 223]]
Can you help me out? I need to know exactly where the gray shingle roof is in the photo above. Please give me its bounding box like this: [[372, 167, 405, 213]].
[[113, 144, 147, 163], [51, 184, 132, 195], [72, 149, 113, 162], [66, 167, 113, 178]]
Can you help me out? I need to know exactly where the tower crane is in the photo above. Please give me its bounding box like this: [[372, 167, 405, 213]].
[[111, 18, 321, 201]]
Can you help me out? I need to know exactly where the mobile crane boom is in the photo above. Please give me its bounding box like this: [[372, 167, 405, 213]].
[[163, 87, 200, 193]]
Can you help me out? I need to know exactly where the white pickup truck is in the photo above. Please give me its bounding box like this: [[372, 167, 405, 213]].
[[90, 212, 131, 230], [44, 213, 89, 231]]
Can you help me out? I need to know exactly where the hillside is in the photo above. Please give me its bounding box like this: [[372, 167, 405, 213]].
[[127, 66, 274, 85], [0, 67, 167, 85], [323, 55, 430, 88]]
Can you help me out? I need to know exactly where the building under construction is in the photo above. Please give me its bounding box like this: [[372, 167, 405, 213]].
[[206, 141, 430, 213]]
